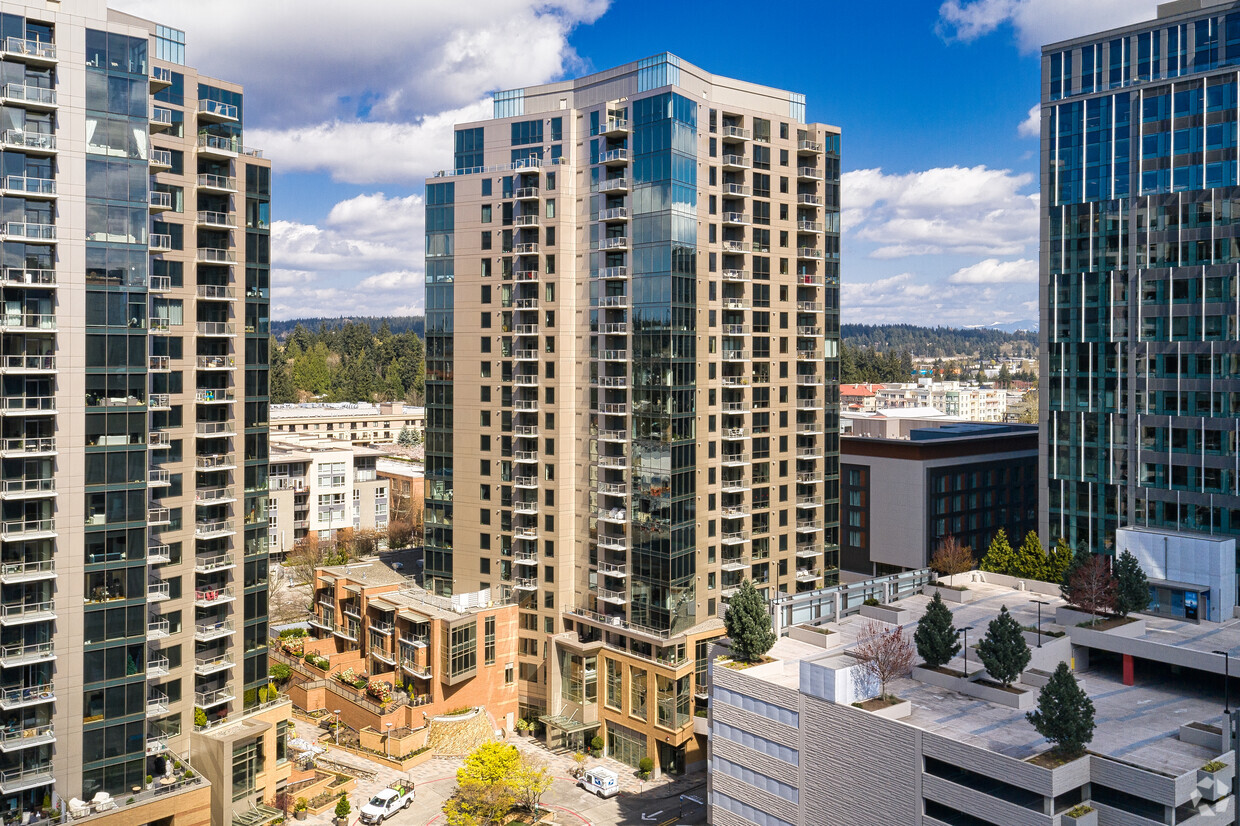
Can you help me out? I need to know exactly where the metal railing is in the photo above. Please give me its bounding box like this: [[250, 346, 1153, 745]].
[[3, 37, 56, 61], [198, 99, 238, 119]]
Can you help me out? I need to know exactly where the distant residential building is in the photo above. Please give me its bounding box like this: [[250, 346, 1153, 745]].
[[841, 423, 1038, 575], [270, 402, 425, 445], [875, 380, 1007, 421], [708, 578, 1238, 826], [377, 457, 425, 528], [268, 435, 389, 555], [839, 383, 880, 412], [843, 409, 952, 439]]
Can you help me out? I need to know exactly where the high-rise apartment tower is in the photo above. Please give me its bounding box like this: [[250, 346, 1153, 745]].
[[1040, 0, 1240, 564], [0, 0, 276, 816], [424, 54, 840, 772]]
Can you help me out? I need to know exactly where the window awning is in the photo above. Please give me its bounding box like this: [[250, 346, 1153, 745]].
[[538, 714, 601, 735], [233, 803, 282, 826], [1150, 578, 1209, 595]]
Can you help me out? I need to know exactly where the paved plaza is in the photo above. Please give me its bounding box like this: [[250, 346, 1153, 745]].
[[290, 720, 706, 826]]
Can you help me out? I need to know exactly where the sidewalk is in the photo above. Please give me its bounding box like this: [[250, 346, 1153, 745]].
[[506, 734, 697, 796]]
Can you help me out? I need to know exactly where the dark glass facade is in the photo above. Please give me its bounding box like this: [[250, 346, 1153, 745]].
[[424, 182, 455, 593]]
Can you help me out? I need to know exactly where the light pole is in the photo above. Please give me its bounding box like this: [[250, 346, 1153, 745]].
[[1215, 650, 1232, 714], [1032, 600, 1050, 648], [960, 626, 974, 676], [385, 722, 394, 758], [333, 709, 341, 746]]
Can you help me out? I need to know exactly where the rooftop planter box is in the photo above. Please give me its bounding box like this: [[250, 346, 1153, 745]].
[[788, 624, 838, 649], [911, 665, 1032, 709], [923, 583, 974, 604], [860, 603, 912, 625], [1180, 722, 1224, 752], [1198, 760, 1235, 803], [851, 695, 910, 720], [1063, 804, 1097, 825], [1022, 668, 1053, 689], [693, 714, 708, 736], [912, 664, 975, 690]]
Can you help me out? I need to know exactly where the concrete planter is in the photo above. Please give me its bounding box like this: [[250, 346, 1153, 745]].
[[1023, 668, 1053, 689], [1055, 606, 1097, 627], [867, 699, 911, 720], [1180, 722, 1224, 752], [961, 678, 1033, 710], [693, 715, 708, 736], [787, 624, 838, 649], [1063, 807, 1097, 826], [860, 603, 912, 625], [923, 584, 973, 604], [912, 664, 972, 690], [1198, 763, 1235, 803]]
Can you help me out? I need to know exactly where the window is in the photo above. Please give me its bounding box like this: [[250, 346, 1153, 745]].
[[317, 462, 345, 488], [484, 616, 496, 665], [276, 720, 290, 764], [447, 622, 477, 679], [232, 739, 264, 801], [629, 667, 647, 720], [481, 204, 492, 223], [481, 230, 491, 250], [505, 663, 514, 684], [605, 659, 622, 709], [317, 493, 345, 523]]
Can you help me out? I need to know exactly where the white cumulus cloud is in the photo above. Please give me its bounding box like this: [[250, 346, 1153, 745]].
[[937, 0, 1160, 52], [842, 165, 1038, 259], [947, 258, 1037, 284], [270, 192, 425, 318], [1018, 104, 1040, 138]]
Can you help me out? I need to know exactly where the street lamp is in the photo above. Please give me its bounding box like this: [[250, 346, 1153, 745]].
[[959, 626, 975, 677], [1032, 600, 1050, 648], [333, 709, 341, 746], [385, 722, 394, 758], [1215, 650, 1232, 714]]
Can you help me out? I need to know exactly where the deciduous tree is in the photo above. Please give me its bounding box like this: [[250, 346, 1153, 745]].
[[1066, 555, 1116, 624], [929, 535, 973, 588], [854, 621, 916, 702]]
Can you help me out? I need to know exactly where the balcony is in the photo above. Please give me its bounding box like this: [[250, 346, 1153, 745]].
[[3, 221, 55, 242], [513, 578, 537, 592], [598, 588, 628, 605], [722, 212, 750, 226], [514, 549, 538, 566], [514, 500, 537, 515], [597, 177, 629, 194], [371, 646, 396, 665], [722, 269, 750, 282], [796, 375, 824, 387], [2, 37, 56, 64], [597, 535, 627, 552], [149, 393, 171, 410], [197, 134, 240, 157], [198, 99, 239, 122], [514, 526, 538, 541], [145, 580, 173, 604], [0, 763, 52, 793], [197, 355, 235, 370], [592, 266, 628, 280], [797, 470, 824, 484], [597, 429, 626, 443], [721, 453, 749, 467], [597, 348, 629, 361], [599, 206, 628, 221], [596, 402, 628, 415], [194, 687, 236, 708], [0, 559, 54, 585], [722, 427, 747, 440], [150, 149, 172, 169], [193, 587, 236, 607], [148, 507, 171, 526], [195, 421, 236, 438], [150, 105, 173, 131], [194, 519, 235, 539], [149, 233, 173, 252], [369, 619, 395, 636], [1, 83, 56, 109], [197, 322, 236, 337], [798, 139, 824, 154], [796, 247, 823, 260], [0, 600, 54, 626], [513, 269, 539, 282], [195, 620, 234, 642], [797, 326, 823, 338], [194, 654, 235, 676], [721, 530, 749, 545], [796, 519, 823, 533], [146, 692, 170, 717], [513, 242, 539, 255], [148, 544, 172, 564], [1, 129, 55, 154], [721, 555, 750, 572], [599, 236, 629, 251], [797, 349, 823, 361], [797, 494, 824, 508], [797, 165, 823, 181], [194, 553, 235, 574], [514, 451, 538, 464], [195, 486, 236, 505], [599, 148, 629, 165], [0, 519, 54, 540], [721, 154, 751, 170], [197, 247, 236, 264], [592, 375, 628, 390], [0, 642, 53, 668], [795, 568, 822, 582], [721, 125, 751, 140], [721, 240, 749, 253], [148, 618, 170, 639], [598, 561, 628, 578], [721, 183, 750, 197], [796, 545, 823, 558], [398, 631, 429, 648], [147, 654, 169, 678], [0, 437, 54, 458], [2, 175, 54, 199], [0, 477, 54, 500], [599, 118, 629, 136], [597, 455, 628, 470], [197, 173, 237, 192], [514, 475, 538, 488], [400, 659, 432, 679], [796, 194, 823, 207], [195, 454, 236, 472], [797, 221, 823, 234], [597, 507, 628, 524], [148, 431, 170, 450]]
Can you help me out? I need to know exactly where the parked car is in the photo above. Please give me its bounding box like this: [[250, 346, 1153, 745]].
[[359, 778, 415, 823], [577, 767, 620, 798]]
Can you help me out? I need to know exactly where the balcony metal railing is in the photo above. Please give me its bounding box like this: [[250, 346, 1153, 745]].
[[198, 99, 238, 120], [0, 519, 53, 538], [3, 175, 54, 196], [147, 580, 171, 601], [194, 687, 235, 708], [797, 166, 824, 179], [0, 641, 53, 666], [3, 37, 56, 62], [193, 586, 235, 606], [148, 618, 170, 639], [2, 129, 54, 152], [194, 654, 235, 675], [2, 83, 55, 107], [196, 322, 236, 337], [194, 620, 234, 641], [195, 420, 235, 436], [194, 553, 234, 573], [197, 173, 236, 191], [599, 207, 628, 221], [2, 268, 55, 287]]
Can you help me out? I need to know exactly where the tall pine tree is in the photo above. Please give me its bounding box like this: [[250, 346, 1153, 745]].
[[1027, 662, 1095, 759], [976, 606, 1031, 687], [980, 528, 1015, 576], [914, 592, 960, 668], [1011, 531, 1047, 582], [723, 580, 776, 663]]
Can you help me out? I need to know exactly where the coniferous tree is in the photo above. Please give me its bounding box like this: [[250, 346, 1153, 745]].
[[723, 580, 776, 663], [1045, 536, 1074, 586], [979, 528, 1015, 576], [1112, 550, 1150, 618], [1026, 662, 1095, 759], [1011, 530, 1048, 582], [976, 606, 1031, 687], [913, 592, 960, 669]]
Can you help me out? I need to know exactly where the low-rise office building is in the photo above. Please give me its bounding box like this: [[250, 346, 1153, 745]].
[[270, 402, 425, 445], [876, 380, 1007, 421], [841, 423, 1038, 576], [268, 436, 389, 555], [709, 578, 1238, 826]]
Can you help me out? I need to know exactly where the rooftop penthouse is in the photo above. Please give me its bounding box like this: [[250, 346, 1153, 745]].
[[708, 574, 1240, 826]]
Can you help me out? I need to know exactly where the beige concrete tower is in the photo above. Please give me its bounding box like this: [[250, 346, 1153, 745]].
[[424, 53, 841, 775]]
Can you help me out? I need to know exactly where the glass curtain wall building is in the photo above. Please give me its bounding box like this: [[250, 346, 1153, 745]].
[[0, 3, 282, 822], [424, 53, 840, 774], [1041, 1, 1240, 562]]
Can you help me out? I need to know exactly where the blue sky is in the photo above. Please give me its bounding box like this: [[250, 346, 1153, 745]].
[[114, 0, 1164, 325]]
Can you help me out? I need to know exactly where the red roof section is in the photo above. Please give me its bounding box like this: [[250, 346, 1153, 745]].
[[839, 384, 880, 397]]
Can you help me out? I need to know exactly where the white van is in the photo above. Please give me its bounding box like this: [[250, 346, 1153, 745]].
[[577, 767, 620, 798]]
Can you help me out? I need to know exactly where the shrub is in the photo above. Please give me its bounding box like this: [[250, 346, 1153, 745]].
[[862, 597, 880, 607], [1203, 760, 1227, 773], [270, 663, 292, 683], [193, 707, 207, 728], [590, 735, 604, 752], [365, 679, 393, 704], [638, 757, 654, 779], [294, 798, 308, 813], [334, 796, 351, 819], [1066, 805, 1094, 818]]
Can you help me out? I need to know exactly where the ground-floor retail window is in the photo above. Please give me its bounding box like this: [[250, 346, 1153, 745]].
[[606, 721, 646, 769]]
